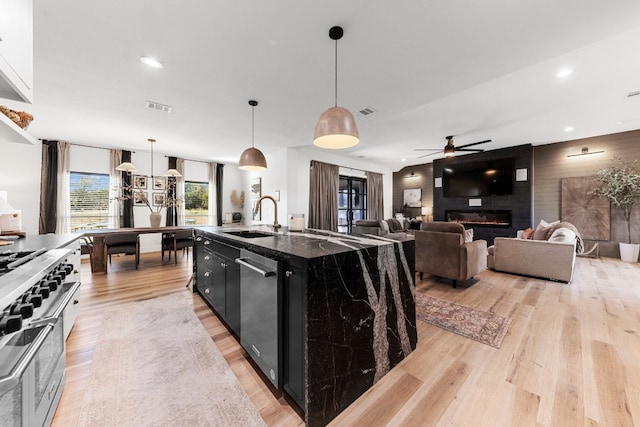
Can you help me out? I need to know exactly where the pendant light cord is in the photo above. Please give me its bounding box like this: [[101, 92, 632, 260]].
[[150, 138, 154, 179], [252, 104, 255, 148], [334, 38, 338, 108]]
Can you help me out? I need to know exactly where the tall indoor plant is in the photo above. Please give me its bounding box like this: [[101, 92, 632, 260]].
[[592, 158, 640, 262]]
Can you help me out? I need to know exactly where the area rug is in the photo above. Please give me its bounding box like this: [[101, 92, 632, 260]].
[[77, 293, 266, 427], [415, 293, 512, 348]]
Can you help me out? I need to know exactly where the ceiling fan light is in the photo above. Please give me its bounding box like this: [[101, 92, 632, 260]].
[[238, 147, 267, 171], [444, 145, 455, 157], [115, 161, 139, 172], [313, 106, 359, 149]]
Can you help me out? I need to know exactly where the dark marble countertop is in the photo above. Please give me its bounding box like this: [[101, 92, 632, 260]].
[[194, 225, 413, 261], [0, 233, 81, 253]]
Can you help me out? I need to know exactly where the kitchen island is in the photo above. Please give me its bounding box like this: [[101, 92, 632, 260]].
[[193, 226, 416, 427]]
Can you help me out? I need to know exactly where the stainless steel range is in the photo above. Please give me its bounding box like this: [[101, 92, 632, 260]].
[[0, 245, 81, 427]]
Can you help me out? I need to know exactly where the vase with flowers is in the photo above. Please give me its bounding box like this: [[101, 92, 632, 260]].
[[113, 184, 182, 228]]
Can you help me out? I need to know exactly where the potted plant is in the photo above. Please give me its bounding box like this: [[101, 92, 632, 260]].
[[592, 158, 640, 262]]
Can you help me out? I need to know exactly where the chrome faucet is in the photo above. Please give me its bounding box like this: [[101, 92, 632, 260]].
[[254, 195, 281, 231]]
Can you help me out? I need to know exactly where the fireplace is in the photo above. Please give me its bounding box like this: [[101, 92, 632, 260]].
[[445, 210, 512, 227]]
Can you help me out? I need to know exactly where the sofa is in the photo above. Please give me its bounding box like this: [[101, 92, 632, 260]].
[[415, 222, 487, 288], [487, 221, 580, 283], [352, 217, 411, 236]]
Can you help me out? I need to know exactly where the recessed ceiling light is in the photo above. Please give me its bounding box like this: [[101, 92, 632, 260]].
[[556, 68, 573, 78], [564, 126, 574, 132], [401, 158, 407, 162], [140, 56, 164, 69]]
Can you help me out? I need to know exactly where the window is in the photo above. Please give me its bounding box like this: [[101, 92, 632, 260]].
[[338, 176, 367, 233], [70, 172, 110, 231], [184, 181, 209, 225]]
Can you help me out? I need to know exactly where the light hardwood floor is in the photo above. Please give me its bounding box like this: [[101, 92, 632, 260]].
[[52, 252, 640, 427]]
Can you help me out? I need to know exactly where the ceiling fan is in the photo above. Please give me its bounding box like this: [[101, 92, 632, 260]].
[[415, 136, 491, 158]]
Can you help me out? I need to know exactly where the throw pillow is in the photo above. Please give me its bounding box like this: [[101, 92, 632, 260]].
[[521, 227, 534, 239], [548, 227, 576, 244], [532, 219, 559, 240], [464, 228, 474, 243], [379, 219, 390, 234], [394, 213, 405, 223], [387, 218, 402, 232]]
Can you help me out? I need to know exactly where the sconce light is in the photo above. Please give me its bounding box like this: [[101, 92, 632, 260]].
[[567, 147, 605, 158], [405, 171, 420, 179]]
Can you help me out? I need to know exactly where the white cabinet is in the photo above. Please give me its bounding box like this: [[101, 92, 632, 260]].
[[0, 0, 34, 103]]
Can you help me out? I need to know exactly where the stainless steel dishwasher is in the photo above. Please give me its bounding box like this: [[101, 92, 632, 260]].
[[235, 249, 281, 388]]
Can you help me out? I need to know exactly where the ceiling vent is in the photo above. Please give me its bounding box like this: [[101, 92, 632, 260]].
[[146, 101, 172, 113], [627, 90, 640, 98], [359, 106, 376, 116]]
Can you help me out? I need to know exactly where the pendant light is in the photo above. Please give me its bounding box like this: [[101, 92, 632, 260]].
[[313, 26, 359, 149], [239, 100, 267, 171], [115, 138, 181, 177]]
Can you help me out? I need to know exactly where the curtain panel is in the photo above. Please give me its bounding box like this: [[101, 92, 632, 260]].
[[108, 149, 122, 229], [166, 156, 179, 226], [366, 171, 384, 220], [120, 150, 134, 227], [215, 163, 224, 226], [208, 162, 224, 226], [176, 158, 185, 225], [55, 142, 71, 233], [308, 160, 339, 231], [39, 141, 58, 234]]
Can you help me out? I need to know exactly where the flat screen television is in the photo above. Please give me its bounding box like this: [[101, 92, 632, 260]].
[[443, 158, 514, 197]]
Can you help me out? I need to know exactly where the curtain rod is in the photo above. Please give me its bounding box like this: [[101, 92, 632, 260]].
[[339, 165, 384, 175], [164, 155, 217, 165], [59, 140, 136, 153]]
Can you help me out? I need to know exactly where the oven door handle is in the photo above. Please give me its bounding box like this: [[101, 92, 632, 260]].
[[235, 258, 276, 277], [30, 281, 81, 328], [0, 323, 55, 396]]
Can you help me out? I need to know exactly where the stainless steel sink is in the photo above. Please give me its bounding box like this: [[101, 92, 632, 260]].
[[224, 230, 276, 239]]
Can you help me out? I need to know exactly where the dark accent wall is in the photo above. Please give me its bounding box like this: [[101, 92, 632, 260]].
[[432, 144, 533, 245], [533, 129, 640, 257], [392, 164, 433, 218], [391, 129, 640, 257]]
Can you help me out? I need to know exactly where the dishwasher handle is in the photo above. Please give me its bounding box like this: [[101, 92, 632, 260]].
[[235, 257, 276, 277]]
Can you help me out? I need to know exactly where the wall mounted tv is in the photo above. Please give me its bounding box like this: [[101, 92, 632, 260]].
[[443, 158, 514, 197]]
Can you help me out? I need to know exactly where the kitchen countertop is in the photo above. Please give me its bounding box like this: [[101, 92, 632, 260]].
[[0, 233, 81, 253], [194, 225, 414, 261]]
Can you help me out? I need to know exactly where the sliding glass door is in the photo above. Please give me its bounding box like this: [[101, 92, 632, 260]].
[[338, 176, 367, 233]]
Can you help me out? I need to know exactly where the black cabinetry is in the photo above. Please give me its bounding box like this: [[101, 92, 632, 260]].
[[194, 233, 240, 335]]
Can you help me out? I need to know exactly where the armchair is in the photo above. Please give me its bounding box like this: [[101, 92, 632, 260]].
[[415, 222, 487, 288], [162, 229, 194, 264], [104, 233, 140, 269]]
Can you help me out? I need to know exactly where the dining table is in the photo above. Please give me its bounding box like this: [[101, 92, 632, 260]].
[[82, 226, 194, 274]]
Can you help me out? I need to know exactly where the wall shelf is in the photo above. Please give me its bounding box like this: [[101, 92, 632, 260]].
[[0, 111, 36, 145]]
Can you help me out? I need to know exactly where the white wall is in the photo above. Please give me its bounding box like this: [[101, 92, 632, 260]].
[[1, 141, 42, 235], [0, 141, 391, 239], [222, 163, 245, 222], [241, 146, 394, 230]]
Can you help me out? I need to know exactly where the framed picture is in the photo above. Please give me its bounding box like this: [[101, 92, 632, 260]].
[[133, 191, 147, 206], [252, 200, 261, 221], [403, 188, 422, 208], [133, 175, 147, 189], [251, 177, 261, 200], [153, 192, 166, 207], [152, 177, 165, 190]]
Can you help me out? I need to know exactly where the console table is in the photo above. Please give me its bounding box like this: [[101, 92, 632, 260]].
[[83, 227, 193, 274]]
